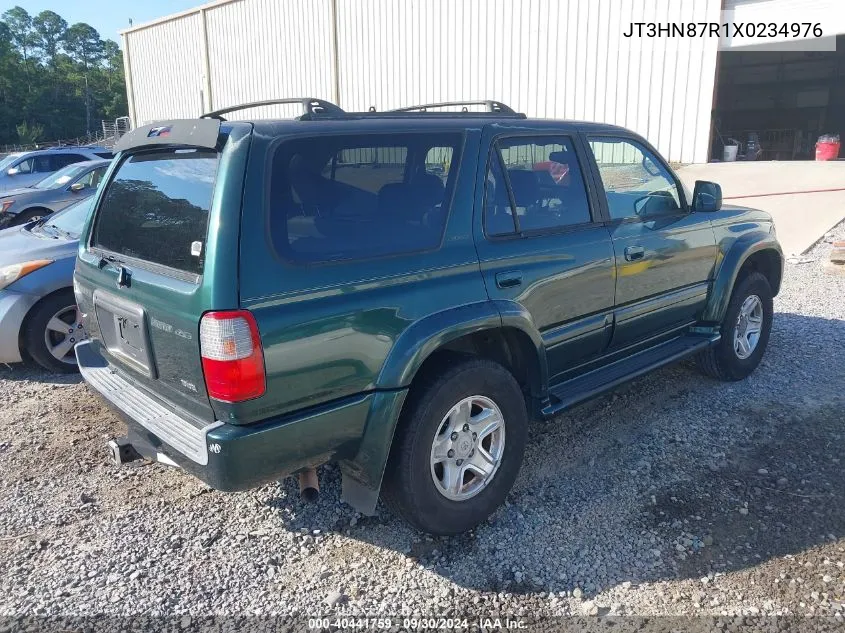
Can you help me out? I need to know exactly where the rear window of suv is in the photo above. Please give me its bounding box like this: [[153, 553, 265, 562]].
[[92, 149, 218, 275], [269, 132, 462, 263]]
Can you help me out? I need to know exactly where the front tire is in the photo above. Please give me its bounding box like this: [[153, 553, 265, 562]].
[[382, 358, 528, 535], [10, 208, 50, 227], [23, 290, 87, 374], [697, 271, 773, 381]]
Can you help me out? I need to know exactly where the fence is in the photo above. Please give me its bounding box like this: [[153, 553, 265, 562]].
[[1, 117, 132, 155]]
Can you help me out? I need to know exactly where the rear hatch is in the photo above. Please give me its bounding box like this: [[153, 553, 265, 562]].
[[74, 121, 250, 423]]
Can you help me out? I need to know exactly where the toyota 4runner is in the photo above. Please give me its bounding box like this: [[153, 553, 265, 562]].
[[74, 98, 782, 535]]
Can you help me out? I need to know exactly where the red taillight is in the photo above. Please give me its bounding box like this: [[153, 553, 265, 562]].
[[199, 310, 266, 402]]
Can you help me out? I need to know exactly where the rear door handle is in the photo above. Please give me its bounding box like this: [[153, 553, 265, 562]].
[[624, 246, 645, 261], [495, 271, 523, 289]]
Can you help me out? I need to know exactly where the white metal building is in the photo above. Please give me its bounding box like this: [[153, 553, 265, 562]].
[[121, 0, 845, 163]]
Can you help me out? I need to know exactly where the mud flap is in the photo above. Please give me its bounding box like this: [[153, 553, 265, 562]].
[[337, 388, 408, 515]]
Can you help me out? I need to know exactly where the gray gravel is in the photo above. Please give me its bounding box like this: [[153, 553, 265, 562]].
[[1, 222, 844, 623]]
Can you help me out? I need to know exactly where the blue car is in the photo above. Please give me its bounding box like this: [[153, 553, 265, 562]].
[[0, 197, 92, 372]]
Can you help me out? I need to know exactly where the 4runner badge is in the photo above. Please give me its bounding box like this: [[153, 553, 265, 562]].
[[208, 443, 222, 454]]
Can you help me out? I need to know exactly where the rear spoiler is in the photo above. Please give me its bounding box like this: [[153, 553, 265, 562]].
[[113, 119, 221, 153]]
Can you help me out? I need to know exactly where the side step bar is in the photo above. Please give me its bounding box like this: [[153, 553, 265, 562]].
[[542, 334, 720, 419]]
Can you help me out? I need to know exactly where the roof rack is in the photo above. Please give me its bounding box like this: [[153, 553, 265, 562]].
[[201, 98, 346, 121], [45, 145, 103, 150], [390, 100, 520, 115]]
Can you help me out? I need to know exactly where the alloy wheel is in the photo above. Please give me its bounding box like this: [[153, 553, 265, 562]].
[[429, 395, 506, 501]]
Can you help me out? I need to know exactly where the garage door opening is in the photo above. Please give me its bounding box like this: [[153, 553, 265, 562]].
[[711, 34, 844, 161]]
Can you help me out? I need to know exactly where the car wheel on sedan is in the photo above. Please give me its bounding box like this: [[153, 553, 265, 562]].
[[10, 208, 49, 227], [23, 289, 87, 373], [381, 358, 527, 535], [697, 271, 773, 381]]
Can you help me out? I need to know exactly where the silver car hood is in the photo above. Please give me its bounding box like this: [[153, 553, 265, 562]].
[[0, 187, 39, 199], [0, 225, 78, 268]]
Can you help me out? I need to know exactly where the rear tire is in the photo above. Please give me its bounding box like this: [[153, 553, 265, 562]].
[[697, 271, 773, 381], [23, 290, 86, 374], [381, 358, 528, 535]]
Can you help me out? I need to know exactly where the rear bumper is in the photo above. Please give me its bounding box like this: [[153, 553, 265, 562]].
[[75, 340, 374, 491], [0, 290, 38, 364]]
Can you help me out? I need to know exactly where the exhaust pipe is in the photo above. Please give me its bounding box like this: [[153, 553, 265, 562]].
[[298, 468, 320, 502]]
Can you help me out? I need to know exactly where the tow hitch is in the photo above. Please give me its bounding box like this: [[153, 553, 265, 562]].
[[107, 436, 142, 465], [107, 435, 181, 468]]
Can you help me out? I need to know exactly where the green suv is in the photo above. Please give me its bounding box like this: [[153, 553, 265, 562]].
[[74, 98, 782, 535]]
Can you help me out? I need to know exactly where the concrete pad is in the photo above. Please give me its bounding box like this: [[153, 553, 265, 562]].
[[678, 161, 845, 255]]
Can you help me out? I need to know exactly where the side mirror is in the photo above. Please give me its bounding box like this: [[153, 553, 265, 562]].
[[692, 180, 722, 212], [6, 167, 18, 176], [70, 182, 85, 193]]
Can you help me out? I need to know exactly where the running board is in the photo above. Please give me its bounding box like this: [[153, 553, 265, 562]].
[[542, 334, 720, 419]]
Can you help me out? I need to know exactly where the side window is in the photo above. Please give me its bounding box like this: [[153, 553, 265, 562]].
[[321, 147, 407, 193], [483, 136, 593, 236], [51, 154, 87, 170], [13, 158, 34, 174], [587, 137, 683, 220], [484, 153, 516, 237], [270, 132, 462, 263], [33, 156, 53, 173], [77, 166, 106, 189], [425, 146, 453, 180]]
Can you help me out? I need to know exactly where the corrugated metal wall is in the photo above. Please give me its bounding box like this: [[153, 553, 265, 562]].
[[205, 0, 336, 120], [123, 0, 721, 163], [123, 13, 205, 122]]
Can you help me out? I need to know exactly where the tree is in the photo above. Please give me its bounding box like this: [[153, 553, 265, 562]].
[[64, 23, 106, 135], [0, 9, 126, 146], [2, 6, 34, 63], [64, 23, 104, 70], [32, 10, 67, 65], [16, 120, 43, 145]]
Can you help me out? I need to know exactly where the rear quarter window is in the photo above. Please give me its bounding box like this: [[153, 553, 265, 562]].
[[92, 149, 218, 275], [269, 132, 462, 263]]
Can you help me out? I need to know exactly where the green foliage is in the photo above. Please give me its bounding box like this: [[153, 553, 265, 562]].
[[16, 120, 43, 144], [32, 10, 67, 64], [0, 6, 127, 146]]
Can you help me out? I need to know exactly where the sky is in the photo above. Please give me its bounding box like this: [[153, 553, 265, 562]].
[[0, 0, 201, 43]]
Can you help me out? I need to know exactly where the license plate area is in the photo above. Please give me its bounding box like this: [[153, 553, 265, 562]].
[[93, 289, 157, 379]]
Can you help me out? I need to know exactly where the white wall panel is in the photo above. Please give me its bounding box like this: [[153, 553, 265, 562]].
[[335, 0, 721, 163], [204, 0, 335, 120], [125, 13, 204, 124], [124, 0, 724, 162]]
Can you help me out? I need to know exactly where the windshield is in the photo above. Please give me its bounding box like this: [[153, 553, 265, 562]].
[[33, 163, 89, 190], [0, 154, 21, 172], [43, 197, 94, 238]]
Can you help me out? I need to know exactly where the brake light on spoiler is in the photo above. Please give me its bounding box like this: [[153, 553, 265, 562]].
[[199, 310, 266, 402]]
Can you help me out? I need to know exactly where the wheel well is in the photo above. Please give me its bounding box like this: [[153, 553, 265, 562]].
[[411, 328, 543, 401], [17, 287, 75, 355], [11, 206, 51, 225], [738, 249, 782, 296]]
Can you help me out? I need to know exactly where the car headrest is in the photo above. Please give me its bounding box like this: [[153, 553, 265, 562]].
[[377, 182, 409, 218], [548, 150, 571, 164], [411, 173, 446, 207], [506, 169, 540, 206]]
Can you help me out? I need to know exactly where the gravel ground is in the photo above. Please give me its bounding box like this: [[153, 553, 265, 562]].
[[1, 223, 844, 627]]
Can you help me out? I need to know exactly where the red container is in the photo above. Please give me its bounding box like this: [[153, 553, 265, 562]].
[[815, 141, 840, 161]]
